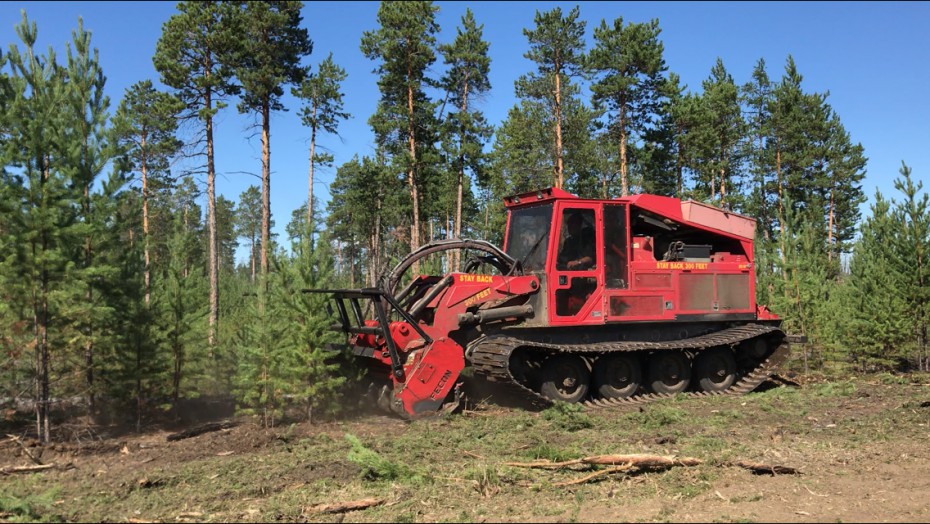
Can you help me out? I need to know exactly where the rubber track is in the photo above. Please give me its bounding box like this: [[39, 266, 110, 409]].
[[468, 323, 790, 411]]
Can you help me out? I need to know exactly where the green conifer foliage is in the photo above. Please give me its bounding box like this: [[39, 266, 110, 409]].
[[516, 6, 586, 189], [439, 8, 492, 264], [361, 0, 441, 263], [154, 0, 241, 349], [292, 52, 349, 229], [588, 16, 667, 197], [229, 0, 312, 280]]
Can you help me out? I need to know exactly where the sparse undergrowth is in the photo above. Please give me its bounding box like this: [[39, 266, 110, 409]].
[[1, 372, 930, 523]]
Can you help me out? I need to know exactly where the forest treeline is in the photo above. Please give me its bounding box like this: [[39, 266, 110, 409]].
[[1, 1, 927, 441]]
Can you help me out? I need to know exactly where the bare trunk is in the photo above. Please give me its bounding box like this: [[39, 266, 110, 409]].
[[307, 105, 318, 236], [38, 288, 49, 443], [720, 148, 729, 208], [136, 343, 142, 432], [141, 134, 150, 306], [757, 131, 770, 242], [619, 106, 628, 197], [676, 125, 684, 197], [554, 71, 564, 189], [828, 186, 835, 262], [84, 184, 94, 411], [37, 157, 50, 443], [776, 147, 789, 294], [206, 85, 218, 350], [261, 99, 271, 280], [250, 236, 256, 283], [370, 198, 382, 287], [454, 81, 468, 270], [407, 80, 420, 274]]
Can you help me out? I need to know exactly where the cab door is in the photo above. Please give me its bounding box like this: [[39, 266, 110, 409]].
[[548, 203, 604, 325]]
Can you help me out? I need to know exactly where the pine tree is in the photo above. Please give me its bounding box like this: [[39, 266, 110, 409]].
[[741, 58, 774, 239], [154, 0, 240, 349], [845, 191, 909, 369], [439, 8, 492, 265], [588, 16, 666, 197], [276, 234, 345, 422], [361, 0, 441, 268], [215, 195, 238, 276], [822, 114, 867, 262], [292, 52, 349, 230], [236, 186, 262, 283], [516, 5, 586, 189], [326, 155, 401, 286], [56, 16, 123, 413], [158, 190, 208, 406], [113, 80, 183, 305], [889, 164, 930, 371], [229, 0, 312, 280], [4, 12, 81, 441], [690, 58, 743, 207]]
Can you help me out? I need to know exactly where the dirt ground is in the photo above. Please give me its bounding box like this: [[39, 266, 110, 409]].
[[2, 372, 930, 523]]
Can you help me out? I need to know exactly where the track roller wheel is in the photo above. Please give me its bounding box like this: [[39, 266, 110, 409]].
[[540, 355, 590, 403], [694, 347, 737, 392], [593, 354, 642, 400], [647, 351, 691, 395]]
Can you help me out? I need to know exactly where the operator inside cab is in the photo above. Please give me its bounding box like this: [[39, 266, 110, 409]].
[[555, 209, 597, 316], [557, 211, 595, 271]]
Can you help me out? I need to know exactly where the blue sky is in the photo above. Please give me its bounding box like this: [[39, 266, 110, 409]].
[[4, 1, 929, 259]]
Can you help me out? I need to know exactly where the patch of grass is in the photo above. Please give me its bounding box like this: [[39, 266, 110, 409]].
[[875, 372, 909, 385], [542, 402, 594, 431], [0, 487, 63, 523], [622, 404, 687, 429], [682, 435, 731, 456], [664, 467, 715, 499], [522, 443, 583, 462], [464, 465, 501, 497], [345, 433, 419, 482], [812, 381, 856, 397]]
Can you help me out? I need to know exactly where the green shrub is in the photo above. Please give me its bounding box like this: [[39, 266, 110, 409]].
[[542, 402, 593, 431]]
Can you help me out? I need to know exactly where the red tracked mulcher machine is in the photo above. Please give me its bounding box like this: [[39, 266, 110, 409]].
[[310, 188, 791, 418]]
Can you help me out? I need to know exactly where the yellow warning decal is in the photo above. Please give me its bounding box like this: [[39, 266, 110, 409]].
[[463, 288, 492, 307], [655, 261, 709, 270], [458, 274, 494, 283]]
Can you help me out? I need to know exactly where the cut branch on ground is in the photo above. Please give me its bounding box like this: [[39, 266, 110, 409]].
[[304, 498, 385, 514], [165, 421, 238, 442], [505, 453, 799, 485]]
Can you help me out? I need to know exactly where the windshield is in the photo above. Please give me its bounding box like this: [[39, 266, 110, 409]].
[[505, 204, 553, 271]]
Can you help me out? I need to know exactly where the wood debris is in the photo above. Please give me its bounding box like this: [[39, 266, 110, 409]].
[[505, 453, 798, 486], [0, 463, 56, 475], [304, 498, 385, 514], [730, 460, 800, 475], [6, 434, 42, 465], [166, 421, 237, 442]]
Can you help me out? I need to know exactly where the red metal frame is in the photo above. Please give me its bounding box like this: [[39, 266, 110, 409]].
[[322, 187, 777, 418], [504, 190, 760, 326]]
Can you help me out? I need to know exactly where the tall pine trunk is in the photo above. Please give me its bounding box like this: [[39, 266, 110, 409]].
[[407, 77, 420, 273], [619, 106, 629, 197], [206, 84, 218, 350], [454, 80, 469, 270], [83, 185, 95, 412], [676, 125, 684, 197], [261, 99, 271, 281], [554, 71, 564, 189], [828, 185, 835, 262], [35, 156, 51, 443], [719, 145, 728, 209], [775, 146, 790, 298], [307, 105, 317, 234], [142, 135, 151, 305]]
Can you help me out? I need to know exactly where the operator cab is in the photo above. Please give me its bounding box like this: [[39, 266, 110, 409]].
[[502, 188, 757, 327]]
